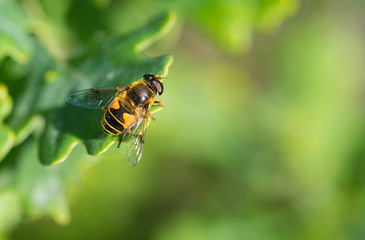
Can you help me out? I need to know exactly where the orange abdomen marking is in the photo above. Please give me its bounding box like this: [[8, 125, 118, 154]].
[[102, 98, 137, 135], [122, 113, 137, 128], [108, 97, 120, 109]]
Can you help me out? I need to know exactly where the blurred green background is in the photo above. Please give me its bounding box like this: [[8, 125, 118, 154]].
[[1, 0, 365, 239]]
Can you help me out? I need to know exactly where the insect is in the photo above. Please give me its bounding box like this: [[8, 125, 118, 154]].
[[67, 74, 164, 167]]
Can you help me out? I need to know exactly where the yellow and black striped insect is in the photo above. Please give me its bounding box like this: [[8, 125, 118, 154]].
[[67, 74, 164, 167]]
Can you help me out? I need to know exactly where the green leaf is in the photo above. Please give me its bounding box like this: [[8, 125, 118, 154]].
[[0, 136, 91, 230], [39, 12, 175, 165], [0, 125, 15, 162], [22, 0, 76, 60], [2, 42, 66, 150], [0, 83, 15, 162], [15, 138, 71, 224], [182, 0, 300, 53], [256, 0, 300, 31], [0, 0, 32, 63]]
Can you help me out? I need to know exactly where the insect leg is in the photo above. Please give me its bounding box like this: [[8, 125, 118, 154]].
[[117, 135, 123, 148], [153, 100, 163, 106], [150, 113, 156, 121]]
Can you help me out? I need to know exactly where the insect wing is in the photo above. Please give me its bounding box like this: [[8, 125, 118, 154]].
[[67, 87, 126, 109], [123, 115, 149, 167]]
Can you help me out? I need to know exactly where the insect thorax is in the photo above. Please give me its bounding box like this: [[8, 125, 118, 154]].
[[126, 83, 155, 107]]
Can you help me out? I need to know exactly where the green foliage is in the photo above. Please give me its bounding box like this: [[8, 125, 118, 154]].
[[0, 84, 14, 161], [0, 4, 175, 236], [39, 13, 174, 165], [180, 0, 300, 53], [0, 11, 175, 165], [71, 0, 300, 54], [0, 13, 175, 164], [0, 0, 32, 63], [0, 0, 303, 238]]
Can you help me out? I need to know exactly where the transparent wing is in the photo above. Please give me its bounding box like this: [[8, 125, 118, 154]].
[[123, 114, 150, 167], [67, 87, 127, 109]]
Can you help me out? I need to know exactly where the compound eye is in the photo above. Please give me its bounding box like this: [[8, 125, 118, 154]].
[[153, 80, 163, 95], [143, 74, 155, 81]]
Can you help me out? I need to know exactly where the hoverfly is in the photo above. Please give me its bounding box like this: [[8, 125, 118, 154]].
[[67, 74, 164, 167]]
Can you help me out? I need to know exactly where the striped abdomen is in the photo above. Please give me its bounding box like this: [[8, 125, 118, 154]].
[[102, 102, 137, 135]]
